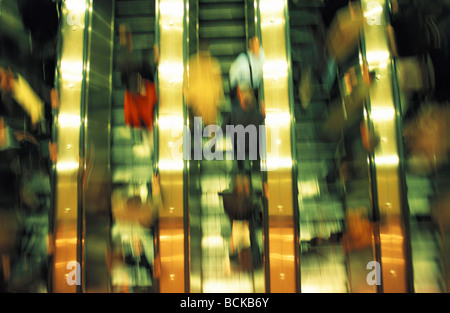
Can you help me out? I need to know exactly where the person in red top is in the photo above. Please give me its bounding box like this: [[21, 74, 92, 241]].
[[118, 24, 158, 157], [123, 72, 157, 131]]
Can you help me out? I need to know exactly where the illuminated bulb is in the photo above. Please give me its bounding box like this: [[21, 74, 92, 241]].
[[371, 107, 395, 122], [65, 0, 87, 13], [56, 161, 79, 172]]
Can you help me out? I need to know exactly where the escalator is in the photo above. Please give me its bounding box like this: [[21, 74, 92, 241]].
[[289, 0, 352, 292], [188, 0, 265, 293], [109, 0, 158, 292], [41, 0, 450, 294]]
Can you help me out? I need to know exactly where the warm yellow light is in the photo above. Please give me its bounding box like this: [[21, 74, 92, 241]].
[[364, 4, 383, 19], [371, 107, 395, 122], [264, 111, 291, 126], [58, 113, 82, 127], [259, 0, 285, 15], [61, 60, 84, 82], [201, 236, 225, 249], [158, 159, 184, 171], [375, 155, 399, 166], [158, 61, 184, 84], [65, 0, 87, 13], [158, 115, 184, 130], [263, 60, 288, 81], [366, 50, 390, 69], [265, 157, 292, 170], [159, 0, 184, 19], [56, 161, 80, 172]]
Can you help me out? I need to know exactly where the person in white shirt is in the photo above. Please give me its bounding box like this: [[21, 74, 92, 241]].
[[229, 36, 265, 111]]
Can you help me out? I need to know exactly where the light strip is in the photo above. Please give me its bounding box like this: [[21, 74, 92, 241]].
[[58, 113, 82, 127], [265, 111, 291, 126], [65, 0, 87, 13], [371, 107, 396, 122]]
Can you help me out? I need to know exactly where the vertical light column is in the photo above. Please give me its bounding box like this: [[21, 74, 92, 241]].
[[157, 0, 187, 293], [53, 0, 89, 293], [260, 0, 296, 293], [361, 0, 412, 293]]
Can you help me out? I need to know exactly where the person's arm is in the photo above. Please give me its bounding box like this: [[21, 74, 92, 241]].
[[229, 54, 246, 93], [0, 118, 6, 149], [11, 74, 45, 128]]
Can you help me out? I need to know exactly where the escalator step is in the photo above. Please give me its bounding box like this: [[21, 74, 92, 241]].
[[116, 0, 155, 17], [296, 142, 335, 160], [199, 23, 246, 39], [199, 4, 245, 20], [116, 16, 156, 33], [288, 0, 324, 9]]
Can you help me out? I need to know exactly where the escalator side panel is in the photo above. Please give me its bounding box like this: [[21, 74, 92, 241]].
[[52, 1, 89, 293], [260, 0, 296, 293], [360, 0, 413, 293], [157, 0, 187, 293]]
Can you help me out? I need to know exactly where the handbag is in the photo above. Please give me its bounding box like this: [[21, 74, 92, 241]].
[[220, 173, 256, 221]]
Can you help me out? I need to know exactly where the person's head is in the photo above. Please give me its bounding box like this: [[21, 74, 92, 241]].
[[128, 72, 145, 95], [248, 36, 260, 57]]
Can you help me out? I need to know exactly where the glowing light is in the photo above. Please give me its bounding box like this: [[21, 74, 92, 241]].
[[65, 0, 87, 13], [259, 0, 285, 15], [159, 0, 184, 19], [158, 61, 184, 84], [364, 5, 383, 19], [158, 159, 184, 171], [56, 161, 80, 172], [366, 50, 390, 69], [263, 60, 288, 81], [58, 114, 81, 127], [371, 107, 395, 122], [299, 179, 320, 198], [201, 236, 225, 249], [60, 60, 83, 82], [265, 157, 292, 170], [264, 112, 291, 126], [375, 155, 399, 166], [158, 115, 184, 130]]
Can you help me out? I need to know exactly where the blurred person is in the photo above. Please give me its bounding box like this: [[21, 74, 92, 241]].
[[226, 35, 265, 173], [320, 62, 374, 142], [222, 84, 265, 173], [118, 24, 156, 87], [0, 65, 59, 166], [0, 66, 45, 130], [0, 135, 52, 292], [110, 174, 162, 291], [221, 173, 263, 271], [300, 1, 364, 109], [118, 24, 158, 157], [123, 71, 158, 156], [229, 35, 265, 116], [183, 39, 224, 127], [341, 208, 377, 253], [403, 104, 450, 174]]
